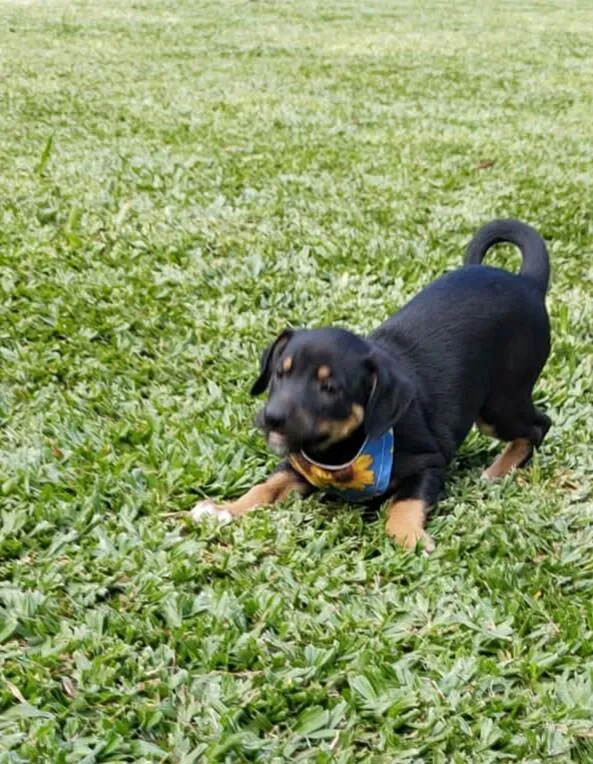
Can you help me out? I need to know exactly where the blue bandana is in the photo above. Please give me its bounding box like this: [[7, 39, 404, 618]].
[[289, 429, 394, 503]]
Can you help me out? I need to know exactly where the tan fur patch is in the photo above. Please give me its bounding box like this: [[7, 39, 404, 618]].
[[317, 404, 364, 445], [317, 365, 331, 381], [217, 470, 308, 517], [351, 403, 364, 425], [482, 438, 532, 480], [385, 498, 433, 551], [282, 355, 293, 372], [476, 417, 497, 438]]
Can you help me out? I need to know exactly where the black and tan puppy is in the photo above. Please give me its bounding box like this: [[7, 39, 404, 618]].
[[193, 219, 551, 551]]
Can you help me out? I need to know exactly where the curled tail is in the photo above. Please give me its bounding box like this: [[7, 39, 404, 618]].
[[464, 219, 550, 295]]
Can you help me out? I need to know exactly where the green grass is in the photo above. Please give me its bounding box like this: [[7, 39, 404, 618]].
[[1, 0, 593, 760]]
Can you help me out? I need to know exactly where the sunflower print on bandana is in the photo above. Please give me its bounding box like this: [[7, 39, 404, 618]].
[[289, 429, 394, 503]]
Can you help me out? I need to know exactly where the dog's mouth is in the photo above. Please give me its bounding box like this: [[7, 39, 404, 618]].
[[265, 429, 330, 456], [256, 407, 326, 455], [256, 406, 364, 457], [266, 431, 289, 456]]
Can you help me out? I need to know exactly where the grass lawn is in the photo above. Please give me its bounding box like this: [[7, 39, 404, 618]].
[[2, 0, 593, 760]]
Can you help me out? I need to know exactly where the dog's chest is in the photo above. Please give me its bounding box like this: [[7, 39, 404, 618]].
[[289, 429, 394, 503]]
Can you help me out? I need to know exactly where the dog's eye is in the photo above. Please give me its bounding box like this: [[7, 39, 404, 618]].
[[320, 380, 337, 395]]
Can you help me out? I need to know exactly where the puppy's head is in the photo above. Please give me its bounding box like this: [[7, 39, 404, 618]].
[[250, 327, 412, 456]]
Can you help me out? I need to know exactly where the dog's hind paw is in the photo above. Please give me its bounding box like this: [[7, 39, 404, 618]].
[[190, 501, 233, 524]]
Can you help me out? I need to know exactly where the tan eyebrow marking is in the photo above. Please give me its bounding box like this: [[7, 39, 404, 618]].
[[282, 355, 293, 372], [317, 365, 331, 381]]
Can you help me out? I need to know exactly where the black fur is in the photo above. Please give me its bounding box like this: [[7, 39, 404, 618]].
[[250, 329, 295, 396], [251, 218, 552, 518], [465, 218, 550, 294]]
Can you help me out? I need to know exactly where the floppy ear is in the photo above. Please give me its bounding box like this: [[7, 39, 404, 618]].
[[250, 329, 294, 396], [363, 349, 414, 438]]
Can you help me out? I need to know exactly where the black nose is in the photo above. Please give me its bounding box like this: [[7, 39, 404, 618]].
[[264, 406, 287, 430]]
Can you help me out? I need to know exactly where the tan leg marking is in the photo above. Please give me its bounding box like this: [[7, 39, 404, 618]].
[[191, 470, 309, 522], [385, 498, 434, 552], [476, 417, 497, 438], [223, 471, 306, 516], [482, 438, 532, 480]]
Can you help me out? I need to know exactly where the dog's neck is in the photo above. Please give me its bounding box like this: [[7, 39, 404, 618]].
[[303, 425, 367, 466]]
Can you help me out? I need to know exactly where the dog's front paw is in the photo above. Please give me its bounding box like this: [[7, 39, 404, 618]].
[[190, 500, 233, 524], [387, 525, 435, 556], [400, 529, 435, 556], [385, 499, 435, 555], [418, 531, 436, 556]]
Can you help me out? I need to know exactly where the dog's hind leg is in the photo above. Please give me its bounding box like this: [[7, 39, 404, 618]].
[[478, 391, 551, 480]]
